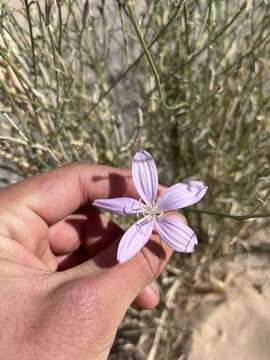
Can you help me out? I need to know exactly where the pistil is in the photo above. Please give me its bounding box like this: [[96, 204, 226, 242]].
[[143, 205, 163, 218]]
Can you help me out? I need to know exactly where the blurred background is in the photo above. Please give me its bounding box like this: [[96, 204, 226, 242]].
[[1, 1, 270, 359]]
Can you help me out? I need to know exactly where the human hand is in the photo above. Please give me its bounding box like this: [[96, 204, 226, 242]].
[[0, 163, 185, 359]]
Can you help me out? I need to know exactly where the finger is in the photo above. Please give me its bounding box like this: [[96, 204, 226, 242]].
[[56, 250, 160, 309], [133, 282, 160, 310], [0, 162, 166, 258], [0, 162, 136, 226], [52, 207, 160, 310], [49, 206, 122, 255], [66, 213, 186, 320], [51, 204, 162, 310], [0, 163, 136, 257]]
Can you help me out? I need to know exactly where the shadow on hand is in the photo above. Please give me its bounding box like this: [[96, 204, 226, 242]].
[[57, 204, 123, 271], [92, 172, 133, 198], [58, 172, 166, 274]]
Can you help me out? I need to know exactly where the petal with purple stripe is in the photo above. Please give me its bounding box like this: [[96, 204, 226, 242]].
[[117, 217, 154, 263], [93, 197, 143, 216], [157, 181, 208, 211], [132, 151, 158, 206], [155, 216, 197, 253]]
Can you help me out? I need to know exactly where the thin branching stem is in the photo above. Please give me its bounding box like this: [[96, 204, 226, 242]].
[[57, 3, 63, 54], [185, 208, 270, 221], [24, 0, 37, 85], [175, 1, 248, 73], [125, 1, 186, 111], [47, 26, 60, 126], [0, 79, 30, 140], [88, 3, 183, 114]]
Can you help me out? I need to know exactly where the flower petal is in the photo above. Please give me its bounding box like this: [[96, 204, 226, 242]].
[[117, 217, 154, 263], [92, 198, 143, 216], [132, 151, 158, 206], [155, 217, 197, 252], [157, 181, 208, 211]]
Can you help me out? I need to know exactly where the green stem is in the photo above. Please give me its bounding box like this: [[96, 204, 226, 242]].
[[57, 3, 63, 54], [183, 3, 190, 55], [117, 0, 129, 70], [125, 1, 185, 111], [185, 208, 270, 221], [88, 3, 183, 114], [0, 79, 31, 141], [0, 48, 43, 110], [175, 1, 247, 73], [47, 26, 60, 126], [24, 0, 37, 85]]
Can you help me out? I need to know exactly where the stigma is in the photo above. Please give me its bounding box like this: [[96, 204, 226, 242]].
[[143, 205, 163, 218]]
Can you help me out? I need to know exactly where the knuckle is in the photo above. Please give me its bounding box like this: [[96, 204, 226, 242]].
[[0, 203, 49, 255]]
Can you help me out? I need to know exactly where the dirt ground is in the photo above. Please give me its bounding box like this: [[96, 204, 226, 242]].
[[188, 259, 270, 360]]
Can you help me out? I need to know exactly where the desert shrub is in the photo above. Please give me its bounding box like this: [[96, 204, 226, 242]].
[[1, 1, 270, 358]]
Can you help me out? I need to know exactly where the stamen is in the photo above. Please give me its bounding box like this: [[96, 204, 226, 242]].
[[142, 205, 163, 218], [124, 200, 144, 216]]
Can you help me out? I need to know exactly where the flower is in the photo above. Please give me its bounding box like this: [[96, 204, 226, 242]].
[[93, 151, 208, 263]]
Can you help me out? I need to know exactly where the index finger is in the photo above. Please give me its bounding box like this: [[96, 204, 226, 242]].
[[0, 163, 136, 225]]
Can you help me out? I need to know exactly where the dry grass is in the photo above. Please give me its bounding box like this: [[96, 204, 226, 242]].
[[1, 1, 270, 358]]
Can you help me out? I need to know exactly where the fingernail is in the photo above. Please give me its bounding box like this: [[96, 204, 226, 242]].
[[149, 281, 160, 296]]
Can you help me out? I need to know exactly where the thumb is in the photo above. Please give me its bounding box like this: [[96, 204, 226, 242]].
[[66, 213, 186, 326], [45, 213, 187, 359]]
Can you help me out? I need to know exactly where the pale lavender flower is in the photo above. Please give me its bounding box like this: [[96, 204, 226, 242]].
[[93, 151, 208, 263]]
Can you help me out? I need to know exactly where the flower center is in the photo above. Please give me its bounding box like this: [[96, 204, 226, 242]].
[[143, 205, 163, 218]]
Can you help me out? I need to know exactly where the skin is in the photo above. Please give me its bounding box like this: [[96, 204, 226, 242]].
[[0, 163, 186, 359]]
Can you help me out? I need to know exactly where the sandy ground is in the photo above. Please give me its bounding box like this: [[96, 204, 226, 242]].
[[189, 266, 270, 359], [188, 222, 270, 360]]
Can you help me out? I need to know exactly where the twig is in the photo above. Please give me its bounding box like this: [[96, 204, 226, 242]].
[[185, 208, 270, 221], [57, 2, 63, 54], [147, 280, 181, 360], [0, 136, 27, 146], [125, 1, 186, 111], [88, 2, 183, 114], [24, 0, 37, 85], [2, 113, 29, 142], [174, 1, 248, 73]]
